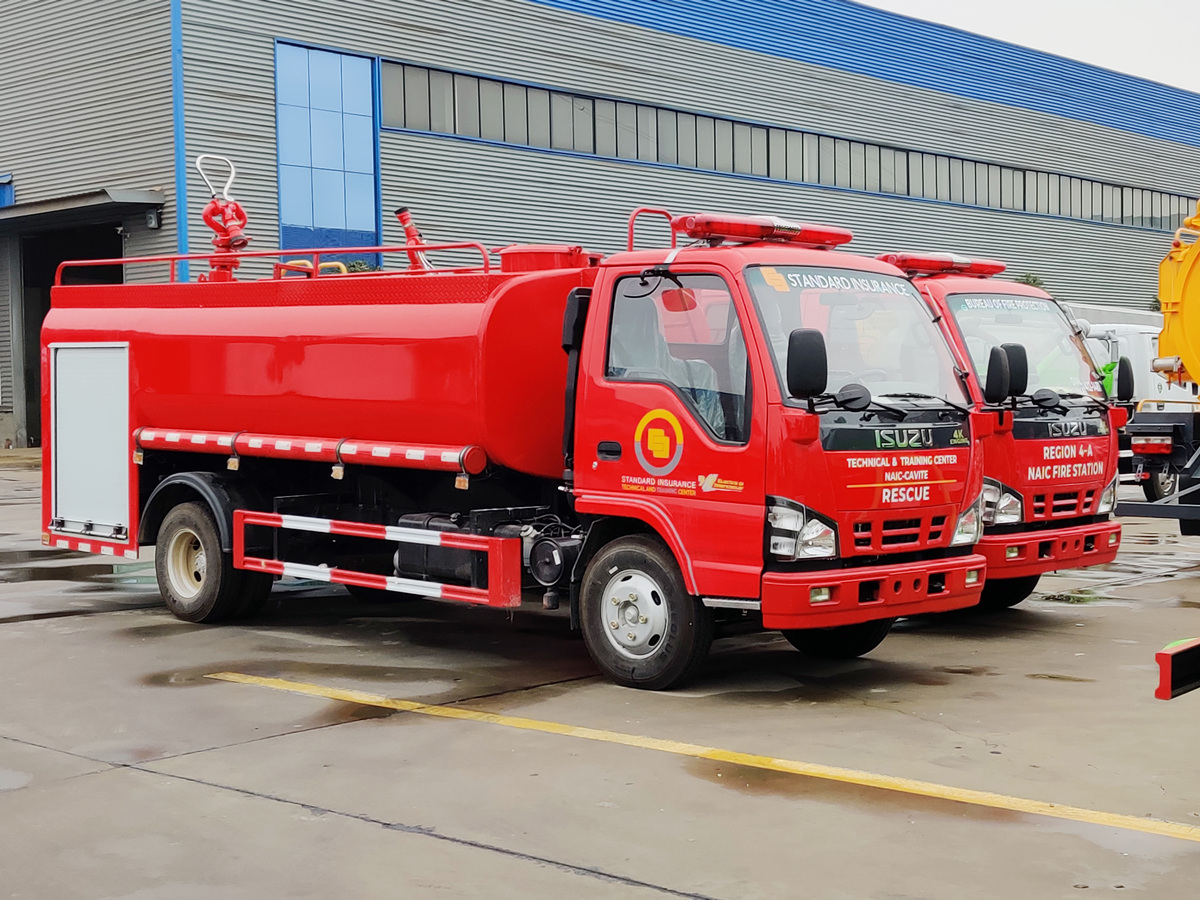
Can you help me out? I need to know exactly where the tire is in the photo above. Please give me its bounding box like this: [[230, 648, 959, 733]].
[[579, 535, 713, 690], [234, 571, 275, 619], [155, 501, 247, 623], [1143, 471, 1178, 502], [978, 574, 1040, 610], [782, 618, 893, 659]]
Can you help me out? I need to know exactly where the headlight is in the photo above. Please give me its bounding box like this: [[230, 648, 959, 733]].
[[767, 497, 838, 560], [951, 493, 984, 546], [980, 478, 1023, 526], [1096, 477, 1118, 514]]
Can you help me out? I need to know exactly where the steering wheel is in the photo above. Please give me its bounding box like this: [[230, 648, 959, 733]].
[[831, 368, 889, 385]]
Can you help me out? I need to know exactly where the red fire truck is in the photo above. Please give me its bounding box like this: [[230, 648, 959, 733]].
[[878, 253, 1130, 609], [41, 162, 991, 688]]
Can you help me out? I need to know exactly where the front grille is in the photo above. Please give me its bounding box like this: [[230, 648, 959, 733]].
[[850, 513, 950, 553], [1031, 489, 1095, 519]]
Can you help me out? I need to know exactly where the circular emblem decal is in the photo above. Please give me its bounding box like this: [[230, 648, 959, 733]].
[[634, 409, 684, 477]]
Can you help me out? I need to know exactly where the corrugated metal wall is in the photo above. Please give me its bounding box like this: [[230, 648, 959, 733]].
[[534, 0, 1200, 158], [0, 0, 177, 240], [0, 235, 12, 414], [178, 0, 1189, 306], [379, 133, 1164, 307]]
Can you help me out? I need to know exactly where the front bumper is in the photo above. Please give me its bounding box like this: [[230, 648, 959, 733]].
[[760, 553, 986, 629], [977, 519, 1120, 579]]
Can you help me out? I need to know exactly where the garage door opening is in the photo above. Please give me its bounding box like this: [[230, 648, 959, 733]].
[[20, 225, 122, 446]]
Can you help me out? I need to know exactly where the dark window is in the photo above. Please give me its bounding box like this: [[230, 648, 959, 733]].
[[607, 274, 751, 443], [377, 61, 1192, 233]]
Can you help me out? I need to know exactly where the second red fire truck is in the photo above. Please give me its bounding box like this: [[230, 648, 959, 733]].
[[879, 252, 1129, 608]]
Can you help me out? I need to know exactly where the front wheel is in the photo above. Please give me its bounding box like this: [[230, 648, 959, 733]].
[[156, 501, 252, 623], [579, 535, 713, 690], [978, 574, 1040, 610], [782, 618, 894, 659]]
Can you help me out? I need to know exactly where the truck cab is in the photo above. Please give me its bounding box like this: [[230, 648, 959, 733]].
[[879, 252, 1126, 608], [567, 214, 989, 685]]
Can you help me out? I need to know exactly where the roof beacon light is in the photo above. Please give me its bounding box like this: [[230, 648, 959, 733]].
[[877, 252, 1006, 278], [673, 213, 852, 248]]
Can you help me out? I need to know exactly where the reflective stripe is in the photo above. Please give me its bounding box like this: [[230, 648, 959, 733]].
[[384, 575, 443, 598], [383, 524, 443, 546], [280, 514, 332, 534], [282, 562, 333, 582]]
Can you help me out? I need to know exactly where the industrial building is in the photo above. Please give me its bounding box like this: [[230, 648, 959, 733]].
[[3, 0, 1200, 447]]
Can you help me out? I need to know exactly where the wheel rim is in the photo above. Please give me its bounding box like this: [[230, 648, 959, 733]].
[[599, 568, 669, 660], [165, 526, 207, 607]]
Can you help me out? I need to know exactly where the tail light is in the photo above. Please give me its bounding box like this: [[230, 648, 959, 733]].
[[877, 252, 1006, 277], [1132, 436, 1173, 455]]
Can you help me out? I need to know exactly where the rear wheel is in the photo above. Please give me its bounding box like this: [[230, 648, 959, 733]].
[[580, 535, 713, 690], [782, 618, 893, 659], [978, 574, 1040, 610], [1143, 471, 1178, 502], [155, 502, 249, 623]]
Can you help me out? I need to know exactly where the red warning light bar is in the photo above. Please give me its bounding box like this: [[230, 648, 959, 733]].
[[673, 214, 852, 248], [877, 252, 1007, 277]]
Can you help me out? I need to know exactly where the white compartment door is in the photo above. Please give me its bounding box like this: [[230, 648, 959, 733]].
[[52, 345, 130, 537]]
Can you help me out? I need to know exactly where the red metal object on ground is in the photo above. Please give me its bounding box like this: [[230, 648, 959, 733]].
[[1155, 638, 1200, 699]]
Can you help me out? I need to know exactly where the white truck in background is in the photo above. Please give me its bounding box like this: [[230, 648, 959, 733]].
[[1067, 303, 1196, 500]]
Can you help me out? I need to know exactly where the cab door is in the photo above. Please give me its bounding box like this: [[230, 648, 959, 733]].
[[574, 266, 766, 598]]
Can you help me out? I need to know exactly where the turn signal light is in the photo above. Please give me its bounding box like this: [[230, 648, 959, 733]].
[[673, 213, 852, 247], [1131, 436, 1173, 455], [877, 252, 1007, 277]]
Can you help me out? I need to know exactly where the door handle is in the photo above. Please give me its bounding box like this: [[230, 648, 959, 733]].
[[597, 441, 622, 461]]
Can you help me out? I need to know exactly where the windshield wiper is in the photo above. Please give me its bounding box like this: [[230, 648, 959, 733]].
[[1055, 391, 1110, 413], [879, 392, 971, 414], [810, 389, 907, 421]]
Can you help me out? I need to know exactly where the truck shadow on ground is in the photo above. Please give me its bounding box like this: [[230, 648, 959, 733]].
[[130, 588, 1071, 709]]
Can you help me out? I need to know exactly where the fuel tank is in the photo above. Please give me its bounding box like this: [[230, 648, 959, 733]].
[[44, 264, 599, 480]]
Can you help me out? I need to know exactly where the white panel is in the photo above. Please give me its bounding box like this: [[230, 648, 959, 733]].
[[53, 346, 130, 534]]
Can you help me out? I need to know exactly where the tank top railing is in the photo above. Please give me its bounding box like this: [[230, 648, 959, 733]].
[[54, 241, 494, 287]]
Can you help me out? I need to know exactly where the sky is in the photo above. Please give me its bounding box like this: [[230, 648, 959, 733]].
[[861, 1, 1200, 94]]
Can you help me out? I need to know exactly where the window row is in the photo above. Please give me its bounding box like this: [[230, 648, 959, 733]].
[[380, 61, 1197, 232], [276, 44, 378, 237]]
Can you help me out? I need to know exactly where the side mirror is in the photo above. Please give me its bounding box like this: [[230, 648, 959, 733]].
[[1001, 343, 1028, 396], [1116, 355, 1135, 402], [1075, 317, 1092, 338], [1032, 387, 1062, 409], [787, 329, 828, 399], [983, 345, 1010, 405]]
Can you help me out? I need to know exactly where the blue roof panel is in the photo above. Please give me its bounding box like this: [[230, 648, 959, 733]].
[[528, 0, 1200, 149]]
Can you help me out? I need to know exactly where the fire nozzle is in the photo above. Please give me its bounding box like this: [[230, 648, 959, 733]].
[[396, 207, 431, 270], [196, 155, 251, 281]]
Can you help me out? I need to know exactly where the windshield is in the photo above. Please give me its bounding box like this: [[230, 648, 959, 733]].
[[744, 265, 968, 404], [946, 293, 1104, 400]]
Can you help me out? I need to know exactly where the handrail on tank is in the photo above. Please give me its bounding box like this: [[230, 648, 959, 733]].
[[627, 207, 677, 252], [53, 241, 493, 286]]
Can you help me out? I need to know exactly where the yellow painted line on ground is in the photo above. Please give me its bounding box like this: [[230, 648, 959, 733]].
[[207, 671, 1200, 844]]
